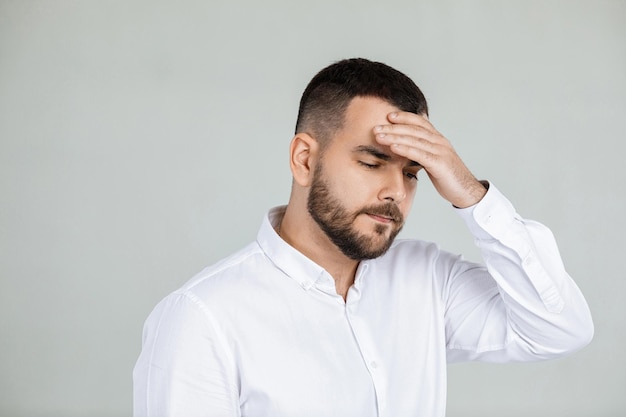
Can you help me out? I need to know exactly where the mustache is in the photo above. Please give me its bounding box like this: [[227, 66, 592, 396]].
[[358, 203, 404, 223]]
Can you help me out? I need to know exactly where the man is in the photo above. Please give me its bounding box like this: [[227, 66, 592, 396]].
[[133, 58, 593, 416]]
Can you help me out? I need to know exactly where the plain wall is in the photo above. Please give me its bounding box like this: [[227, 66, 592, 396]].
[[1, 1, 624, 416]]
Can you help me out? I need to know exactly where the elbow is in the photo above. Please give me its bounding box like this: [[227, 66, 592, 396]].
[[520, 307, 594, 361], [562, 298, 595, 355], [545, 309, 595, 359], [570, 311, 594, 353], [543, 287, 595, 357]]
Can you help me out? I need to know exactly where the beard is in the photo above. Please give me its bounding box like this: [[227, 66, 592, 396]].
[[307, 164, 405, 261]]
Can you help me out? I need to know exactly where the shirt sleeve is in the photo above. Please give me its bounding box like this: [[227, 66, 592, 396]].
[[443, 182, 594, 363], [133, 291, 240, 417]]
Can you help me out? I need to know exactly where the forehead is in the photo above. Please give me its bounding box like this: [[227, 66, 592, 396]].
[[326, 96, 398, 153], [322, 96, 420, 168], [342, 96, 400, 132]]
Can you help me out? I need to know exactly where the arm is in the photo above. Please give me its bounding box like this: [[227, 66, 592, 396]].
[[133, 292, 240, 417], [444, 183, 593, 361], [375, 113, 593, 361]]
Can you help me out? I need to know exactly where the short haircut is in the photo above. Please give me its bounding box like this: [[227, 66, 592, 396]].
[[295, 58, 428, 146]]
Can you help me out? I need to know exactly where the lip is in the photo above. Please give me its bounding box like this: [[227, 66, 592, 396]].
[[366, 213, 394, 224]]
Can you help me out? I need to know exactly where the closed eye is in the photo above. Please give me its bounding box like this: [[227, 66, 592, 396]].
[[405, 171, 419, 180], [358, 161, 379, 169]]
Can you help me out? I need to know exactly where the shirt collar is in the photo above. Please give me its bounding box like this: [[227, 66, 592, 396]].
[[256, 206, 331, 291]]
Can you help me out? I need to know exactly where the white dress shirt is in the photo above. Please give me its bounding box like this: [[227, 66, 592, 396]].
[[133, 184, 593, 417]]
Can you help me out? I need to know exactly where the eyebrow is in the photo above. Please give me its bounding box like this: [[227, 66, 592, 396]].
[[353, 145, 391, 161], [353, 145, 422, 168]]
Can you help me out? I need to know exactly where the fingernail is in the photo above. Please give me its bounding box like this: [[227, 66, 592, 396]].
[[390, 112, 398, 119], [374, 125, 382, 132]]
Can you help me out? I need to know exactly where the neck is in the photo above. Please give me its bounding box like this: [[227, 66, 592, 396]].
[[279, 204, 359, 301]]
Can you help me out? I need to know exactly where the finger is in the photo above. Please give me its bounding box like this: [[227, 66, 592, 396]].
[[375, 129, 438, 153], [377, 113, 442, 142], [374, 123, 450, 154], [374, 123, 436, 137], [388, 111, 434, 130], [374, 123, 437, 143], [388, 143, 438, 170]]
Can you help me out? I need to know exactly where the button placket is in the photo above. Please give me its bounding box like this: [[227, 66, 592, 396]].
[[345, 295, 386, 416]]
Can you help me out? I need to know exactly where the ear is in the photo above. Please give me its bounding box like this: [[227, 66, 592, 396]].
[[289, 132, 320, 187]]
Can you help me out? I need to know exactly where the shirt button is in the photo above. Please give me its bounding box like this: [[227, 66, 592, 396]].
[[370, 361, 378, 369]]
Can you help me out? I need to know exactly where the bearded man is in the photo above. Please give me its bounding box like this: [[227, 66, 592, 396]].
[[133, 58, 593, 417]]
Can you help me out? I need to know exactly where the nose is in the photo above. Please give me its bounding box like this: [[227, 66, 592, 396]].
[[378, 170, 407, 204]]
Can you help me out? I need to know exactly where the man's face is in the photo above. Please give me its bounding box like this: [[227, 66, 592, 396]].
[[306, 96, 421, 260]]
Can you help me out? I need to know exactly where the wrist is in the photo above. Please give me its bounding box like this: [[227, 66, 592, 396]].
[[453, 180, 488, 209]]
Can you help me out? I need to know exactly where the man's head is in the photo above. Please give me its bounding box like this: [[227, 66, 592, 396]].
[[295, 58, 428, 148], [288, 59, 427, 261]]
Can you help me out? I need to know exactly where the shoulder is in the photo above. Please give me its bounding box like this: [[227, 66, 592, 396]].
[[179, 241, 271, 295]]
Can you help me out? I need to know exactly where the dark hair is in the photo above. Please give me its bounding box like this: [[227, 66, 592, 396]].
[[295, 58, 428, 145]]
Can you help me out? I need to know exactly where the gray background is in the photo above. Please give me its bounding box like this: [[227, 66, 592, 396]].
[[1, 1, 624, 416]]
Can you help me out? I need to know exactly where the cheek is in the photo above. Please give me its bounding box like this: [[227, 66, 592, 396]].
[[337, 172, 379, 205]]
